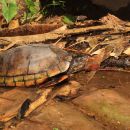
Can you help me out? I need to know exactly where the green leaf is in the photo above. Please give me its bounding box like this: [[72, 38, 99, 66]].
[[62, 15, 76, 25], [1, 0, 18, 23], [25, 0, 39, 15]]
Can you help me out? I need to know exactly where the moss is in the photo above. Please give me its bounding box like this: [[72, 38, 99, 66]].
[[89, 100, 130, 126]]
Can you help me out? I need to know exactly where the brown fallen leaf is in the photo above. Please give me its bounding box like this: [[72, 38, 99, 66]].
[[83, 49, 105, 83], [8, 19, 19, 29], [123, 46, 130, 56], [86, 48, 105, 71], [104, 37, 127, 58], [100, 13, 126, 32]]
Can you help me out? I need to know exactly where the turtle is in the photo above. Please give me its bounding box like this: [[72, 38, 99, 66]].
[[0, 43, 88, 87]]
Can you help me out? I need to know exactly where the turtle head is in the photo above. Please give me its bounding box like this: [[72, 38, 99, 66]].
[[68, 55, 89, 74]]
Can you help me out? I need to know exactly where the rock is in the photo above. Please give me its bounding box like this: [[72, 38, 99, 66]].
[[0, 88, 36, 122], [28, 102, 104, 130], [73, 89, 130, 130]]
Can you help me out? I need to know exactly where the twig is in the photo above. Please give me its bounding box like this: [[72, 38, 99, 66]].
[[0, 43, 17, 52], [0, 25, 112, 45], [24, 88, 52, 117]]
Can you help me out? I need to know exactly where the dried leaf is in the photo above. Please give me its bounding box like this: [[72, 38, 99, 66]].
[[104, 37, 127, 58], [100, 13, 125, 32], [123, 46, 130, 56], [86, 48, 105, 71], [8, 19, 19, 29]]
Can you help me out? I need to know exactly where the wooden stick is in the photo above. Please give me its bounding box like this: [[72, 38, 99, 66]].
[[0, 25, 112, 46], [24, 88, 52, 117]]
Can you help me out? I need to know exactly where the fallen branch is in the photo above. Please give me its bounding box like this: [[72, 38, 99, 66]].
[[21, 81, 80, 118], [0, 24, 62, 37], [24, 88, 52, 117], [0, 25, 112, 46]]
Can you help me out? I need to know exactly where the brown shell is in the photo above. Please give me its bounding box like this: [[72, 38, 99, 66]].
[[0, 44, 72, 87]]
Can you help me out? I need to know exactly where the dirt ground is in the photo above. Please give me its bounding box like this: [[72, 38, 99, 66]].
[[75, 70, 130, 98], [74, 70, 130, 130], [0, 70, 129, 130]]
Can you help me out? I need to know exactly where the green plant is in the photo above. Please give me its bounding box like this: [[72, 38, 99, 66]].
[[53, 128, 59, 130], [0, 0, 18, 23], [62, 15, 76, 25], [42, 0, 65, 15], [25, 0, 40, 16], [23, 0, 40, 22], [47, 0, 65, 8]]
